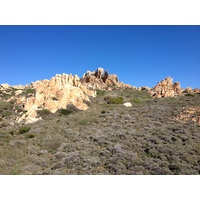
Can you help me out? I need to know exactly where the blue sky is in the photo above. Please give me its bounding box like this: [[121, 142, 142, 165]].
[[0, 25, 199, 88]]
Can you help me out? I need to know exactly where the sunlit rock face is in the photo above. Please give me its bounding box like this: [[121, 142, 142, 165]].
[[17, 73, 96, 123], [81, 67, 133, 90], [150, 77, 183, 98]]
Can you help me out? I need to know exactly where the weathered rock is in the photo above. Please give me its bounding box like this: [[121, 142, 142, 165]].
[[13, 85, 25, 90], [94, 68, 104, 79], [174, 106, 200, 124], [105, 74, 119, 86], [194, 88, 200, 94], [0, 83, 10, 89], [123, 102, 132, 107], [15, 90, 23, 96], [138, 86, 150, 91], [102, 70, 109, 83], [16, 104, 41, 124], [184, 87, 195, 94], [82, 68, 132, 90], [150, 77, 182, 98], [16, 73, 96, 123]]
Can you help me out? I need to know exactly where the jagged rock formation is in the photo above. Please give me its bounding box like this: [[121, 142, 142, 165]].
[[184, 87, 194, 94], [2, 68, 200, 125], [82, 68, 132, 90], [15, 68, 135, 124], [16, 73, 96, 124], [183, 87, 200, 95], [149, 77, 183, 98]]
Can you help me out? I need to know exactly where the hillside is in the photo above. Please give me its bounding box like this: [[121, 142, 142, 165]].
[[0, 68, 200, 175]]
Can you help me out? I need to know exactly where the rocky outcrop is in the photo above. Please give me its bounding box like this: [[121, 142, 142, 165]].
[[16, 73, 96, 124], [184, 87, 194, 94], [15, 68, 135, 124], [194, 88, 200, 94], [137, 86, 150, 91], [174, 106, 200, 124], [0, 83, 11, 90], [183, 87, 200, 95], [13, 85, 25, 90], [82, 67, 132, 90], [150, 77, 182, 98], [15, 90, 23, 96]]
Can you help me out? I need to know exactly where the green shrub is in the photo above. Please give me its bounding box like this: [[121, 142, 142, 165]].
[[18, 126, 31, 134], [133, 98, 142, 104], [111, 96, 124, 104], [101, 110, 106, 114], [104, 96, 124, 104], [58, 109, 73, 116], [96, 89, 105, 96], [185, 93, 195, 97]]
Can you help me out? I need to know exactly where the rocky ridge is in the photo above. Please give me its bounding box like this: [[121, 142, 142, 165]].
[[1, 68, 200, 124], [14, 68, 135, 124]]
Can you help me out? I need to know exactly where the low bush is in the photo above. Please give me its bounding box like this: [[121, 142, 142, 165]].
[[24, 88, 36, 95], [185, 93, 195, 97], [96, 89, 105, 96], [104, 96, 124, 104], [18, 126, 31, 134], [133, 98, 142, 104]]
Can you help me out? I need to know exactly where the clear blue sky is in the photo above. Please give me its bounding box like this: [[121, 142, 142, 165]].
[[0, 25, 199, 88]]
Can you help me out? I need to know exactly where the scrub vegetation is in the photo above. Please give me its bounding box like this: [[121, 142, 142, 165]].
[[0, 88, 200, 174]]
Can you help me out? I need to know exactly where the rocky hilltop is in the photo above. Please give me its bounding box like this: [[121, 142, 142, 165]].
[[0, 68, 133, 124], [0, 67, 200, 124], [81, 68, 132, 90]]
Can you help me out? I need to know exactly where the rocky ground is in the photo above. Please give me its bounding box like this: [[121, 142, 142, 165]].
[[0, 85, 200, 175]]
